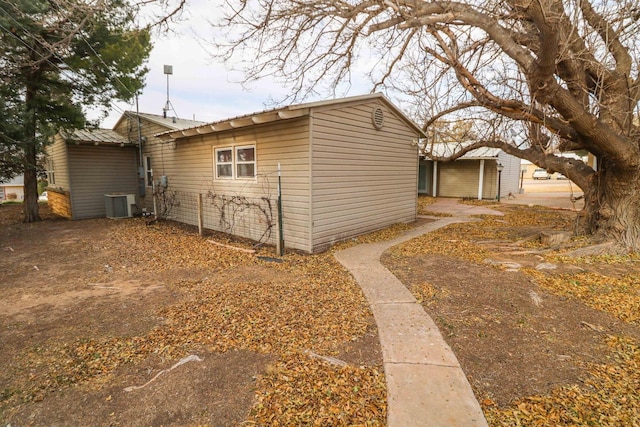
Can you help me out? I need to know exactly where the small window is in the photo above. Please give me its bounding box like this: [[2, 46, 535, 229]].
[[46, 159, 56, 185], [236, 146, 256, 178], [215, 148, 233, 178], [213, 145, 256, 179], [144, 156, 153, 187]]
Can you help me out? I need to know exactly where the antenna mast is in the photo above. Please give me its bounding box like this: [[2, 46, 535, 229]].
[[163, 65, 175, 118]]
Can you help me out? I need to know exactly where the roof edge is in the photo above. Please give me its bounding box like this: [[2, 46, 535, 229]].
[[156, 93, 426, 140]]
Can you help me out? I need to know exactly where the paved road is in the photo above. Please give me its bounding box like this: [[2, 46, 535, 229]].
[[521, 177, 582, 193], [506, 179, 584, 210]]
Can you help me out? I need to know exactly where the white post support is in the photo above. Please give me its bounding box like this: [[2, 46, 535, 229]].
[[478, 159, 485, 200], [432, 161, 438, 197]]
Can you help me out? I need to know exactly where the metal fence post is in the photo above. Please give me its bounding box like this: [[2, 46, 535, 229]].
[[197, 193, 203, 236], [277, 162, 284, 256]]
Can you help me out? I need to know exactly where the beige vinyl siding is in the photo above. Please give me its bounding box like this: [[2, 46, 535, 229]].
[[481, 163, 499, 199], [116, 116, 183, 212], [311, 101, 418, 252], [112, 114, 172, 144], [142, 119, 312, 252], [67, 145, 138, 219], [45, 135, 71, 191], [438, 161, 479, 198], [437, 160, 500, 199]]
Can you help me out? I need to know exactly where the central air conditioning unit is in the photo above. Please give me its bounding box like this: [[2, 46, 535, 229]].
[[105, 193, 136, 219]]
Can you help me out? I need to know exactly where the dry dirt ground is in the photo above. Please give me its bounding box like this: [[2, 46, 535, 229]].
[[385, 199, 640, 425], [1, 203, 384, 426], [2, 200, 639, 426]]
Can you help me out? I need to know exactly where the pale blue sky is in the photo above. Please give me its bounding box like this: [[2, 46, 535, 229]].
[[94, 0, 371, 128]]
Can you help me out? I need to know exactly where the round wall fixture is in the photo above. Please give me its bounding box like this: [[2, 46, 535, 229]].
[[372, 106, 384, 130]]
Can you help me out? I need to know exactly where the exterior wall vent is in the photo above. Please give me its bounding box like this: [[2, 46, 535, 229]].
[[372, 106, 384, 130]]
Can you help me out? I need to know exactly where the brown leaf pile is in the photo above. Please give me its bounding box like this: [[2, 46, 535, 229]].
[[411, 281, 450, 306], [389, 204, 576, 264], [485, 336, 640, 426], [528, 270, 640, 325], [248, 356, 386, 426], [388, 222, 494, 264], [389, 204, 640, 426], [417, 195, 438, 215], [5, 218, 386, 424]]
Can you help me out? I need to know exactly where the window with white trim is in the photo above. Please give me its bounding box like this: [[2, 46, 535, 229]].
[[235, 146, 256, 178], [46, 159, 56, 185], [215, 148, 233, 178], [214, 145, 256, 179]]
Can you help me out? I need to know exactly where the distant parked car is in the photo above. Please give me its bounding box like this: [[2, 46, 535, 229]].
[[39, 191, 48, 202], [556, 173, 568, 180], [532, 169, 551, 180]]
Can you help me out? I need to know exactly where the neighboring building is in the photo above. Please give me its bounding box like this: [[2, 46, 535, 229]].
[[521, 153, 588, 179], [44, 113, 203, 219], [44, 94, 423, 253], [419, 144, 521, 199], [0, 175, 25, 202]]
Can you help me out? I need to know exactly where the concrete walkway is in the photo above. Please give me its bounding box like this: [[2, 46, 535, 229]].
[[334, 199, 502, 426]]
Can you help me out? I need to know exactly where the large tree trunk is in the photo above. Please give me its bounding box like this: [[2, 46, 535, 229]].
[[580, 162, 640, 251], [23, 73, 41, 223], [22, 141, 41, 223]]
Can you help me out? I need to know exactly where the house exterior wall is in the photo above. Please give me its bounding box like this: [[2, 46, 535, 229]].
[[498, 152, 522, 197], [45, 135, 71, 192], [112, 115, 187, 213], [47, 189, 72, 218], [44, 135, 72, 217], [67, 145, 138, 219], [0, 184, 24, 201], [310, 100, 418, 252], [421, 153, 521, 200], [141, 118, 312, 252], [438, 160, 489, 198]]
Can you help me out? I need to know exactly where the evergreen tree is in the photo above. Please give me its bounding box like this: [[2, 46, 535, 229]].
[[0, 0, 151, 221]]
